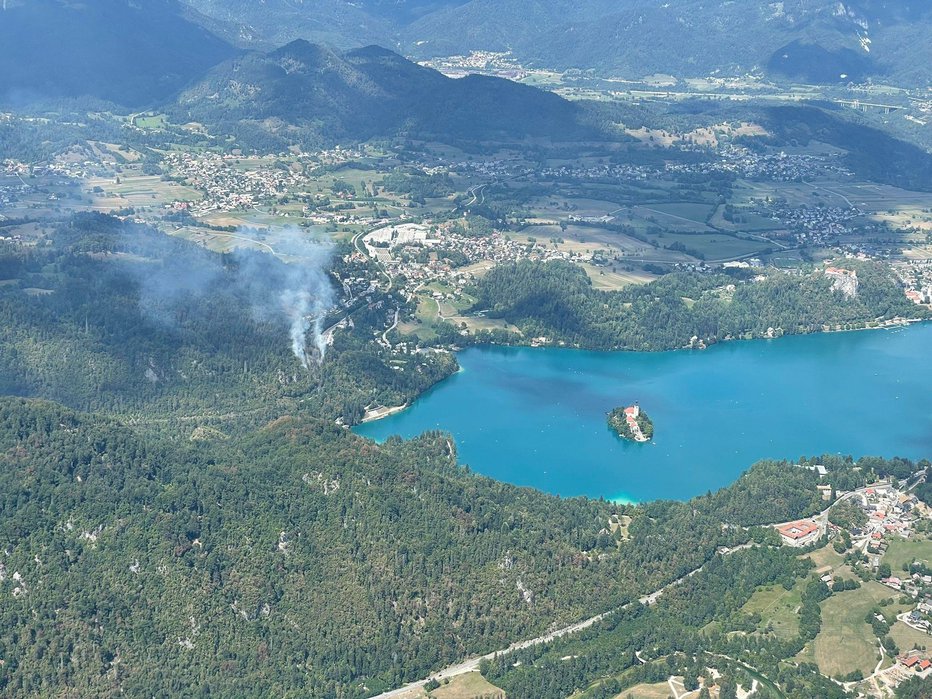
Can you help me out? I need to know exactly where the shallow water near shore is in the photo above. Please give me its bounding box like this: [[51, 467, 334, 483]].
[[355, 324, 932, 502]]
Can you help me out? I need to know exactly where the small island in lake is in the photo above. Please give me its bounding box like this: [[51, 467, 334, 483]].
[[608, 405, 653, 443]]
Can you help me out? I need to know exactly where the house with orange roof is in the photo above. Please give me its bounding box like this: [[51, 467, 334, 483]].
[[776, 520, 821, 547]]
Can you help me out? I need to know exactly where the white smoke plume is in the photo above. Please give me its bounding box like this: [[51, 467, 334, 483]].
[[125, 223, 334, 370], [237, 228, 335, 369]]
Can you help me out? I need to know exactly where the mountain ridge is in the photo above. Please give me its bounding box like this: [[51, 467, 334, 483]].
[[172, 39, 592, 148], [0, 0, 238, 108], [180, 0, 932, 86]]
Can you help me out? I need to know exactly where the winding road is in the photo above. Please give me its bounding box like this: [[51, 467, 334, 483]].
[[370, 543, 754, 699], [369, 477, 909, 699]]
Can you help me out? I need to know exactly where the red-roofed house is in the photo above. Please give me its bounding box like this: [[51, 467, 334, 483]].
[[776, 520, 821, 547]]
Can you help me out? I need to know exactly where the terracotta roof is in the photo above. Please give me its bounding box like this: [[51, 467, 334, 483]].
[[777, 520, 819, 540]]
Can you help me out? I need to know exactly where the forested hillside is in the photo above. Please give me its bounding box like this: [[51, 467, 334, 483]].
[[471, 260, 926, 351], [173, 40, 589, 150], [0, 213, 452, 424], [1, 393, 920, 697]]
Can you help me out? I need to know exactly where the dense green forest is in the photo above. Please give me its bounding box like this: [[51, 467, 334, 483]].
[[470, 260, 926, 351], [0, 392, 920, 696], [173, 41, 592, 150]]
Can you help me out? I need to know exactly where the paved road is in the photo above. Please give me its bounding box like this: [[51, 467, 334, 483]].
[[369, 543, 754, 699]]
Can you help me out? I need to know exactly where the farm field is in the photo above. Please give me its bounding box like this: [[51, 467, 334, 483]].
[[84, 175, 202, 211], [735, 179, 932, 214], [646, 201, 717, 223], [632, 205, 716, 233], [644, 231, 772, 260]]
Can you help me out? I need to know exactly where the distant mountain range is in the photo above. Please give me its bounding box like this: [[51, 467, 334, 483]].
[[0, 0, 236, 107], [1, 0, 929, 156], [400, 0, 932, 84], [172, 40, 590, 148], [0, 0, 589, 146], [2, 0, 929, 120], [180, 0, 465, 48], [183, 0, 932, 86]]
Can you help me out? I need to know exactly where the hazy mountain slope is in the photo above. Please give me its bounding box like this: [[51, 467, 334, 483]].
[[178, 0, 932, 85], [173, 40, 590, 148], [402, 0, 932, 84], [181, 0, 392, 48], [0, 0, 237, 107], [182, 0, 466, 47]]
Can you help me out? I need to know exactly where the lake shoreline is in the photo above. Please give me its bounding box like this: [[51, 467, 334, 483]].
[[355, 321, 932, 502], [358, 317, 930, 425]]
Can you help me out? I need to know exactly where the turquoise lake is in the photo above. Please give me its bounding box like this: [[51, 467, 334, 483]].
[[355, 324, 932, 503]]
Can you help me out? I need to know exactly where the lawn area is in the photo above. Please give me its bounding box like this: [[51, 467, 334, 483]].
[[797, 582, 901, 678], [883, 537, 932, 573], [742, 580, 804, 640], [429, 672, 505, 699]]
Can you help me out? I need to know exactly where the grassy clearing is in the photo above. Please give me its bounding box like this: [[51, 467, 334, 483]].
[[581, 264, 655, 290], [890, 621, 932, 653], [430, 672, 505, 698], [133, 113, 167, 129], [742, 580, 804, 640], [416, 296, 440, 322], [805, 543, 846, 573], [883, 537, 932, 573], [798, 582, 900, 678]]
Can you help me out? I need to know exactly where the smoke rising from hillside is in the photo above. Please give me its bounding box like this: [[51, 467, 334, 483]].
[[230, 227, 334, 368], [125, 223, 334, 369], [270, 233, 334, 367]]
